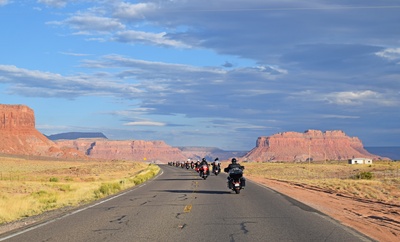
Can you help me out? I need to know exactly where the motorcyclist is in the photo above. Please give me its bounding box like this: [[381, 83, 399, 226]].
[[199, 158, 209, 176], [195, 160, 201, 172], [224, 158, 246, 189], [212, 157, 221, 173]]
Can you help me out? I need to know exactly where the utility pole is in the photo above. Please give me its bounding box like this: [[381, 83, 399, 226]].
[[308, 137, 311, 165]]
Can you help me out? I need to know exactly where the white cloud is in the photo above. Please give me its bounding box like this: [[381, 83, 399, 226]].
[[376, 48, 400, 61], [49, 14, 125, 33], [114, 30, 191, 48], [321, 114, 359, 119], [0, 65, 143, 98], [325, 90, 397, 106], [112, 2, 158, 20], [59, 51, 91, 56], [0, 0, 10, 6], [38, 0, 67, 8], [124, 121, 166, 126]]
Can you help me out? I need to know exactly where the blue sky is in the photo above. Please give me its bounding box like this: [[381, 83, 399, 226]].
[[1, 0, 399, 150]]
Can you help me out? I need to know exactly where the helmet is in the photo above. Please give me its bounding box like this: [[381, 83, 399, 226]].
[[231, 158, 237, 164], [214, 158, 219, 161], [202, 158, 206, 162]]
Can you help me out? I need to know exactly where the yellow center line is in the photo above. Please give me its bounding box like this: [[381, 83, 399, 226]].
[[183, 204, 192, 213], [183, 180, 198, 213]]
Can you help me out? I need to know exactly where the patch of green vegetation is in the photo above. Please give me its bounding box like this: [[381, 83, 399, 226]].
[[94, 182, 122, 198], [49, 177, 59, 182], [64, 176, 74, 182], [351, 171, 373, 180], [31, 190, 48, 198], [55, 184, 73, 192]]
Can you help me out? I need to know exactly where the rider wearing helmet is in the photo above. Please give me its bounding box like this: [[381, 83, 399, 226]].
[[212, 157, 221, 173], [224, 158, 246, 188], [224, 158, 243, 172], [199, 158, 209, 176], [200, 158, 208, 166]]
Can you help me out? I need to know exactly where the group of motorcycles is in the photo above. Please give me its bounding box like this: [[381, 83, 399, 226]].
[[168, 159, 245, 194]]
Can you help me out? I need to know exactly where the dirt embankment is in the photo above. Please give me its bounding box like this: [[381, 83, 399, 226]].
[[248, 176, 400, 242]]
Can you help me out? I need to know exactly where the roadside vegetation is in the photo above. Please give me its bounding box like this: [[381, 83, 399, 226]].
[[244, 160, 400, 204], [0, 156, 160, 224]]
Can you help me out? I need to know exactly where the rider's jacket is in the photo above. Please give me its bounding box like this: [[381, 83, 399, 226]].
[[225, 163, 243, 172]]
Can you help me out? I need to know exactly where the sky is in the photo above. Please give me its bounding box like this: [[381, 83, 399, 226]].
[[0, 0, 399, 151]]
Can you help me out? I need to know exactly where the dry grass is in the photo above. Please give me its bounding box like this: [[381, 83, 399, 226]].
[[244, 160, 400, 204], [0, 156, 160, 224]]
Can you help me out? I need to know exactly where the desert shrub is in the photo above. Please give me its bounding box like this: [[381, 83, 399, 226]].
[[64, 176, 74, 182], [129, 164, 160, 185], [352, 171, 373, 180], [49, 177, 59, 182], [56, 184, 72, 192], [32, 190, 48, 198], [94, 182, 122, 198], [40, 196, 58, 209]]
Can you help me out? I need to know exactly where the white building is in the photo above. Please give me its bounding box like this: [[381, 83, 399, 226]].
[[348, 158, 373, 165]]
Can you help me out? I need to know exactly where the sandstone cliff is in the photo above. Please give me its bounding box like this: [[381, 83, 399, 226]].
[[0, 104, 86, 159], [55, 139, 186, 163], [243, 130, 381, 162]]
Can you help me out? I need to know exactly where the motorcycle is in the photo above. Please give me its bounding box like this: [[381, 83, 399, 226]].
[[199, 164, 209, 180], [226, 167, 245, 194], [212, 163, 221, 175], [185, 163, 190, 169]]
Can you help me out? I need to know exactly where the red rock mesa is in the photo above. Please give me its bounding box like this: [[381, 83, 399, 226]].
[[243, 130, 381, 162]]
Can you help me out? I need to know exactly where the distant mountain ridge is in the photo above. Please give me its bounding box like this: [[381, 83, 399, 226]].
[[55, 139, 186, 163], [177, 146, 247, 161], [47, 132, 108, 140]]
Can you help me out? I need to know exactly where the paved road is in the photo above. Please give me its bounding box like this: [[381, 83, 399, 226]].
[[0, 164, 373, 242]]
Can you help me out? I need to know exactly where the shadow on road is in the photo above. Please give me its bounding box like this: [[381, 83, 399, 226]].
[[155, 178, 199, 181], [153, 189, 232, 194]]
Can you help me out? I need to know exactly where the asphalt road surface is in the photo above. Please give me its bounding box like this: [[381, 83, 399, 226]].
[[0, 164, 373, 242]]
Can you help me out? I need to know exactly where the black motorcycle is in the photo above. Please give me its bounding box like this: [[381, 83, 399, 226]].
[[225, 167, 245, 194], [212, 163, 221, 175]]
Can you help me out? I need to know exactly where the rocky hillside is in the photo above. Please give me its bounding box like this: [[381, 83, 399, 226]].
[[243, 130, 382, 162], [55, 139, 186, 163], [0, 104, 86, 159]]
